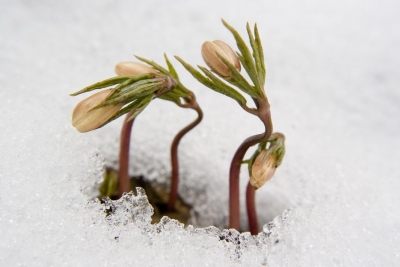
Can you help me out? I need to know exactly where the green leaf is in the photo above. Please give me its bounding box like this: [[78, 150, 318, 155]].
[[218, 54, 259, 98], [246, 23, 265, 91], [164, 53, 179, 80], [254, 24, 266, 86], [176, 56, 247, 106], [98, 94, 154, 128], [135, 55, 170, 76], [159, 93, 182, 105], [198, 66, 247, 106], [126, 94, 154, 121], [175, 56, 216, 88], [95, 79, 161, 108], [106, 73, 154, 100], [222, 19, 261, 92], [70, 76, 131, 96], [136, 54, 191, 101]]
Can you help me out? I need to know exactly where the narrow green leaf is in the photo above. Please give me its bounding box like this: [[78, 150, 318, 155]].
[[254, 24, 266, 86], [218, 54, 259, 98], [164, 53, 179, 80], [236, 53, 262, 92], [164, 88, 189, 99], [246, 23, 264, 91], [159, 94, 182, 105], [70, 76, 130, 96], [98, 94, 154, 128], [106, 73, 154, 100], [176, 55, 247, 106], [126, 94, 154, 121], [175, 56, 216, 88], [222, 19, 261, 92], [95, 79, 161, 108], [198, 66, 247, 106], [136, 54, 192, 105], [135, 55, 170, 76]]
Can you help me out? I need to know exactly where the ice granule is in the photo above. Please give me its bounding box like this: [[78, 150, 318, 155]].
[[99, 187, 273, 265]]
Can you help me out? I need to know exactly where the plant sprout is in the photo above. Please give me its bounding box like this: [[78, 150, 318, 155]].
[[114, 54, 203, 210], [71, 54, 202, 212], [71, 19, 285, 234], [176, 19, 285, 234]]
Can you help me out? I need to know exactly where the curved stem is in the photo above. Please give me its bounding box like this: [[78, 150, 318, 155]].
[[118, 111, 135, 198], [229, 97, 272, 231], [246, 182, 258, 234], [167, 97, 203, 211]]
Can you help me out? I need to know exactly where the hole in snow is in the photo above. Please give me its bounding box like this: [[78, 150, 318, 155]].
[[99, 168, 192, 224]]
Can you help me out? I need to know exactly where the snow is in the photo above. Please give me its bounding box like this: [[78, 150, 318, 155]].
[[1, 0, 399, 266]]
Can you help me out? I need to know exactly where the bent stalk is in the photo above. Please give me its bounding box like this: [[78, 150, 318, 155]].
[[168, 95, 203, 211], [229, 98, 272, 231]]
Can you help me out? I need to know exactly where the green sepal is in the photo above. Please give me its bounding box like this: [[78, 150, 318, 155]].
[[70, 76, 131, 96]]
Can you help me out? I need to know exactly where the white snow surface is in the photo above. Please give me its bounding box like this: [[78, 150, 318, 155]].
[[1, 0, 399, 266]]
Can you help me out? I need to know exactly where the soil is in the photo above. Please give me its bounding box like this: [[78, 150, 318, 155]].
[[99, 168, 192, 224]]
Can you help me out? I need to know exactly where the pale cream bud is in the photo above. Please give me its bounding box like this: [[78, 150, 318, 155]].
[[250, 150, 277, 190], [72, 89, 124, 133], [115, 62, 157, 76], [201, 40, 241, 78]]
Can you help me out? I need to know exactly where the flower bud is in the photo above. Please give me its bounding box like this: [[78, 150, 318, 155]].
[[201, 40, 241, 78], [72, 89, 124, 133], [115, 62, 157, 76], [250, 150, 277, 189], [249, 133, 285, 189]]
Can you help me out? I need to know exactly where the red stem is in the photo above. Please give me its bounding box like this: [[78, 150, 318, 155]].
[[246, 181, 258, 234], [229, 97, 272, 231], [118, 111, 135, 197], [167, 98, 203, 211]]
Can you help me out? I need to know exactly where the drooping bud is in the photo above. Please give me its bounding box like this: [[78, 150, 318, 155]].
[[72, 89, 124, 133], [250, 150, 276, 189], [201, 40, 241, 79], [115, 62, 157, 76], [249, 133, 285, 189]]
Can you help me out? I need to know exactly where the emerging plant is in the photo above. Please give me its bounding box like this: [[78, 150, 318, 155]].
[[114, 55, 203, 211], [71, 19, 285, 234], [71, 54, 202, 211], [176, 20, 285, 234]]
